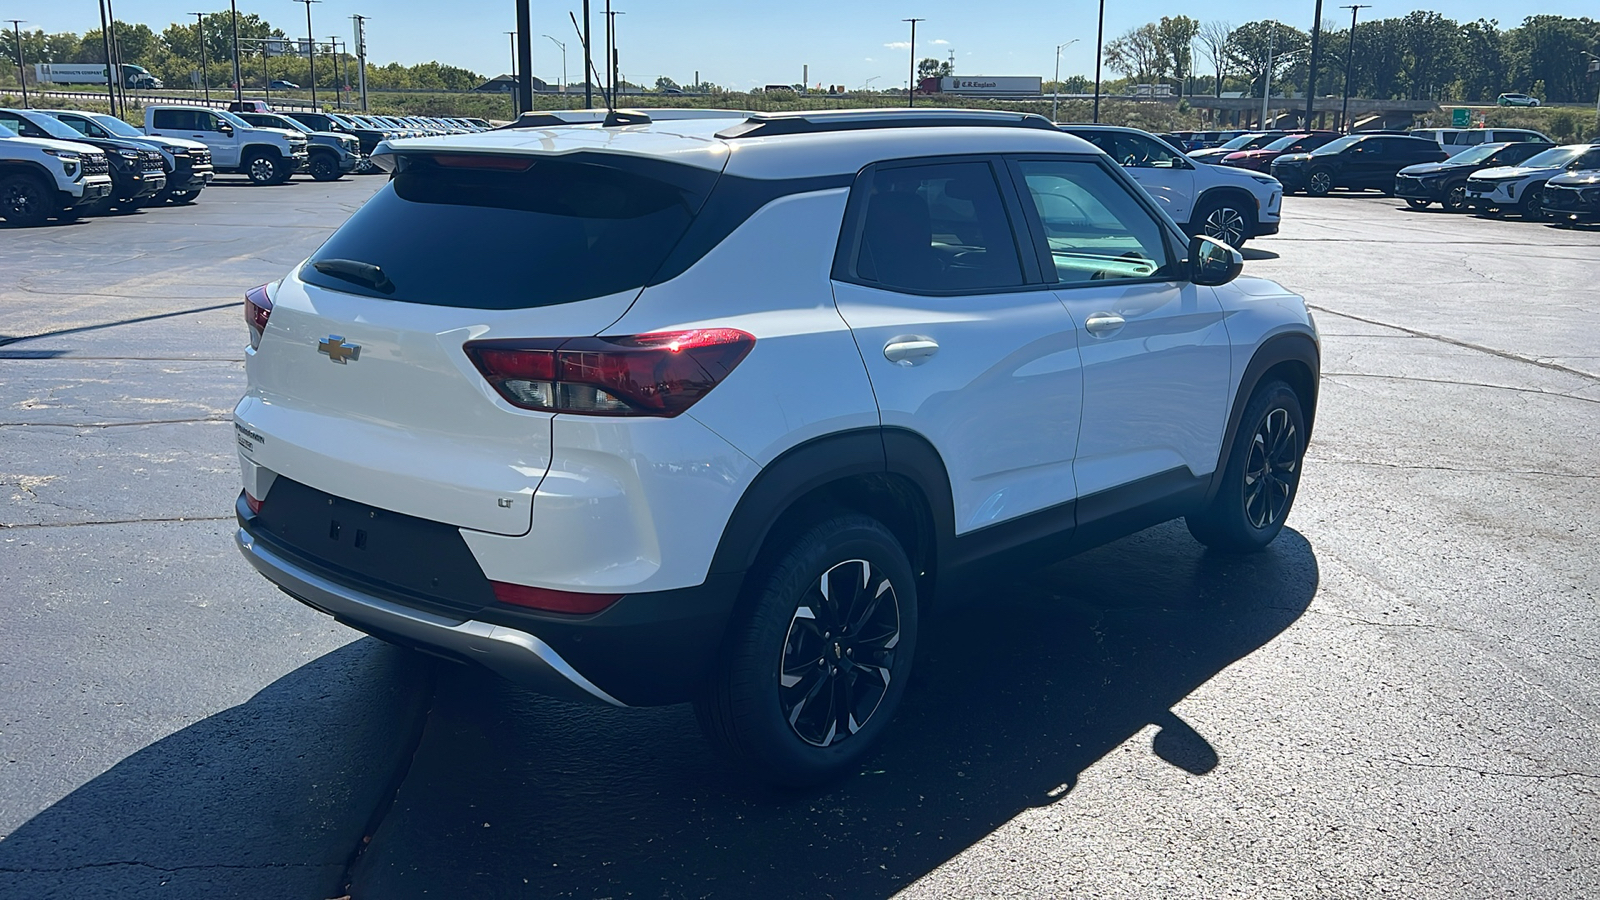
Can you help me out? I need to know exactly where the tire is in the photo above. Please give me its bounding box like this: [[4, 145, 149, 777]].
[[0, 173, 58, 227], [1186, 379, 1307, 553], [1519, 183, 1546, 219], [1405, 198, 1430, 210], [168, 190, 200, 205], [1194, 197, 1255, 248], [694, 514, 919, 788], [1305, 168, 1334, 197], [245, 151, 283, 185], [1442, 183, 1468, 212], [308, 153, 342, 181]]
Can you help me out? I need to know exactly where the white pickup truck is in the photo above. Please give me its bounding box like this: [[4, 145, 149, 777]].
[[144, 106, 308, 185], [0, 122, 114, 226]]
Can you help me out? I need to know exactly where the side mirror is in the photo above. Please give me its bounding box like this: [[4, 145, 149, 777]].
[[217, 123, 234, 135], [1189, 235, 1244, 287]]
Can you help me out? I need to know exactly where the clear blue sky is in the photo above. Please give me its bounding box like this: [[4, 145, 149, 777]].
[[19, 1, 1598, 89]]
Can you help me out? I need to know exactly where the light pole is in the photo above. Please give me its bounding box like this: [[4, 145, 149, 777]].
[[293, 0, 321, 107], [191, 13, 210, 102], [6, 20, 26, 108], [506, 31, 518, 114], [544, 35, 566, 96], [607, 10, 625, 99], [1305, 0, 1325, 128], [1092, 0, 1105, 122], [97, 1, 116, 114], [351, 14, 369, 112], [230, 0, 243, 103], [1338, 4, 1369, 133], [1259, 22, 1276, 127], [863, 75, 881, 92], [1052, 39, 1079, 122], [903, 18, 924, 108], [1582, 51, 1600, 119], [331, 36, 343, 108]]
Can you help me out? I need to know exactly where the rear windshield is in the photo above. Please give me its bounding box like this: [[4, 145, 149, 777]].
[[301, 152, 720, 308]]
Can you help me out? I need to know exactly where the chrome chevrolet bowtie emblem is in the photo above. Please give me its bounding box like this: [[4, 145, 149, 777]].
[[317, 335, 361, 364]]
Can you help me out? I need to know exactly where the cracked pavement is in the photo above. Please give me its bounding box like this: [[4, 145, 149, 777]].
[[0, 179, 1596, 899]]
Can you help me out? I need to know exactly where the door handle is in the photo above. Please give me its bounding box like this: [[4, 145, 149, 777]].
[[883, 337, 939, 366], [1084, 312, 1126, 337]]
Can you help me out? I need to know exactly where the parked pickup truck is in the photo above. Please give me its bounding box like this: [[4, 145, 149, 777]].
[[231, 111, 363, 181], [0, 121, 113, 225], [45, 109, 214, 205], [144, 106, 307, 185]]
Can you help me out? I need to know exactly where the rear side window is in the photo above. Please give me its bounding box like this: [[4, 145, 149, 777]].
[[847, 160, 1025, 294], [152, 109, 197, 130], [301, 153, 718, 309]]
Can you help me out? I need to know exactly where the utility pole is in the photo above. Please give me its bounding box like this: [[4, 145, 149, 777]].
[[1092, 0, 1105, 122], [1052, 39, 1078, 122], [105, 0, 126, 113], [1305, 0, 1325, 128], [97, 1, 116, 115], [331, 37, 343, 108], [6, 20, 25, 109], [544, 35, 566, 97], [294, 0, 321, 108], [351, 15, 368, 112], [903, 18, 924, 108], [1260, 22, 1277, 127], [1339, 5, 1369, 133], [230, 0, 243, 103], [506, 31, 518, 114], [191, 13, 210, 102], [515, 0, 534, 115], [582, 0, 592, 108], [607, 9, 625, 101]]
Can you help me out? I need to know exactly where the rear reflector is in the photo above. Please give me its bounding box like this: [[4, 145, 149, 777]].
[[465, 329, 755, 417], [491, 582, 623, 615], [245, 284, 274, 350]]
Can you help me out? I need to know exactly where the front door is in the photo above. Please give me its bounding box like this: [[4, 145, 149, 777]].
[[1005, 155, 1232, 501], [830, 157, 1084, 535]]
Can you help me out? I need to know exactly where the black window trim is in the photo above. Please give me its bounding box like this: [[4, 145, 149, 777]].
[[829, 153, 1049, 298], [1001, 153, 1193, 292]]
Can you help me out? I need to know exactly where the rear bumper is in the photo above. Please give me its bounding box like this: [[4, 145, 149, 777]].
[[236, 493, 743, 707]]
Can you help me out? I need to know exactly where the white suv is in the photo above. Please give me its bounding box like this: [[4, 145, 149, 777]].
[[1059, 124, 1283, 247], [233, 109, 1320, 785], [0, 121, 113, 225], [1465, 143, 1600, 218]]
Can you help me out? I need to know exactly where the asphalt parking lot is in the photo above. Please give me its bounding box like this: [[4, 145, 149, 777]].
[[2, 176, 1597, 899]]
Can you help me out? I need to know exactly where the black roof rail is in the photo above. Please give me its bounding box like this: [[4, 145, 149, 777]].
[[714, 108, 1058, 140]]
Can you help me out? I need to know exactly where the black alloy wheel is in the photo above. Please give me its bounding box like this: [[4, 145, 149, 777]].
[[1186, 379, 1306, 552], [0, 173, 56, 227], [309, 153, 342, 181], [168, 190, 199, 204], [778, 558, 903, 748], [695, 514, 919, 787], [1306, 169, 1334, 197], [1443, 184, 1468, 212], [1405, 198, 1431, 210], [1520, 183, 1546, 219]]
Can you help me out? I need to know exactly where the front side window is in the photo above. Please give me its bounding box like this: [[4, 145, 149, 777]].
[[1013, 158, 1176, 285], [850, 160, 1025, 294]]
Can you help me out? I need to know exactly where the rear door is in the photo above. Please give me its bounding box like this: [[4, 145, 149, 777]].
[[830, 156, 1085, 534], [1007, 155, 1230, 499]]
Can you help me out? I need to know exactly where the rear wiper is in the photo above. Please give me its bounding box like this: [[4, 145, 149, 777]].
[[311, 258, 396, 294]]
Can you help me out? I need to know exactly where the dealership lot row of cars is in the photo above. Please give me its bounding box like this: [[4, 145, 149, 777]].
[[0, 105, 493, 227]]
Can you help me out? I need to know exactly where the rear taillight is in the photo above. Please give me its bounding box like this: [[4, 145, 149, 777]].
[[491, 582, 622, 615], [245, 284, 274, 350], [243, 491, 263, 514], [464, 329, 756, 417]]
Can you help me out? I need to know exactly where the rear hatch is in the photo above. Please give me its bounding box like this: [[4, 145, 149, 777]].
[[236, 141, 725, 536]]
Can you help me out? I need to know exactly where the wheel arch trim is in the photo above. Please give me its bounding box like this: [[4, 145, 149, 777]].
[[1207, 331, 1321, 503]]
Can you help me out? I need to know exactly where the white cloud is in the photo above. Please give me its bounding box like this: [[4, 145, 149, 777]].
[[932, 39, 950, 45], [864, 57, 875, 62], [883, 41, 911, 50]]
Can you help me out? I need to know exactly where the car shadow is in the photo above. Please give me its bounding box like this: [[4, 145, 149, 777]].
[[0, 639, 435, 898], [0, 522, 1317, 899], [349, 520, 1321, 898]]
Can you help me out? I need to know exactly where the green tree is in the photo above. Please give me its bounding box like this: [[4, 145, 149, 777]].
[[1155, 16, 1200, 89], [1226, 21, 1310, 98], [1105, 23, 1166, 82], [916, 58, 951, 80]]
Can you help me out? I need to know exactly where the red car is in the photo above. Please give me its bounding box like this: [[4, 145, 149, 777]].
[[1221, 132, 1340, 173]]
